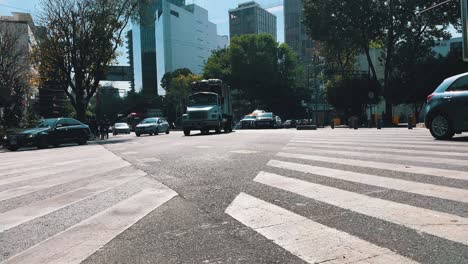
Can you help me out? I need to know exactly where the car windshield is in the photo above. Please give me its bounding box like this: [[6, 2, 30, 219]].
[[243, 116, 256, 120], [115, 123, 127, 127], [258, 113, 273, 118], [36, 119, 57, 128], [141, 118, 157, 124], [188, 93, 218, 106]]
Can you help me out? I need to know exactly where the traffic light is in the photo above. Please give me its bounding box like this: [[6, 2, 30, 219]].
[[462, 0, 468, 61]]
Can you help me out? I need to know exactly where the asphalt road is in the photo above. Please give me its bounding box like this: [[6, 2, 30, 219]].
[[1, 128, 468, 263]]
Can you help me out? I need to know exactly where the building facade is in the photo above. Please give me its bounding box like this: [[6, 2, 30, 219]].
[[155, 2, 228, 95], [132, 0, 186, 94], [284, 0, 313, 62], [229, 2, 277, 41]]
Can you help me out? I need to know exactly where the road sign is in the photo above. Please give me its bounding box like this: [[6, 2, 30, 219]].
[[462, 0, 468, 61]]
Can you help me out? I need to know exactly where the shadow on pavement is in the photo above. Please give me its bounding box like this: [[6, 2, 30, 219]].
[[187, 131, 236, 137], [450, 136, 468, 142], [94, 138, 134, 145]]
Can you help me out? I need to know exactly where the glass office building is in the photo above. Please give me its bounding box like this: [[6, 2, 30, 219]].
[[229, 2, 277, 41], [284, 0, 313, 62], [133, 0, 185, 94]]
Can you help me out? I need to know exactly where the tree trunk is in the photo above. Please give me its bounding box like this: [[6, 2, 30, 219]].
[[74, 95, 87, 123]]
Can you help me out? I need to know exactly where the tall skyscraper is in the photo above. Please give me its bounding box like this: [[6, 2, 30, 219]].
[[284, 0, 313, 62], [134, 0, 186, 94], [229, 1, 277, 41], [155, 3, 228, 95]]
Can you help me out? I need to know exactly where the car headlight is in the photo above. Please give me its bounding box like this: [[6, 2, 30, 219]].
[[26, 134, 37, 138]]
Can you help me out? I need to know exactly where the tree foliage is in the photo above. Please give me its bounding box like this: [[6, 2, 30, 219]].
[[203, 34, 305, 118], [0, 25, 33, 127], [390, 47, 468, 119], [35, 0, 140, 122], [304, 0, 461, 121], [326, 76, 381, 116], [162, 70, 200, 124]]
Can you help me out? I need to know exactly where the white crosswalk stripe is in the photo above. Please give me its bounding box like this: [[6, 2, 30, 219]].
[[287, 143, 468, 158], [267, 160, 468, 203], [283, 147, 468, 166], [227, 130, 468, 263], [277, 152, 468, 180], [290, 139, 468, 152], [226, 193, 419, 264], [4, 187, 177, 264], [0, 145, 177, 264]]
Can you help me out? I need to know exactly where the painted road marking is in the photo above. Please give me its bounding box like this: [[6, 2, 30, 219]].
[[255, 172, 468, 246], [277, 152, 468, 181], [226, 193, 418, 264]]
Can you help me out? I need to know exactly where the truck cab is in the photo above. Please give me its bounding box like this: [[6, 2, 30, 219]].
[[182, 79, 233, 136]]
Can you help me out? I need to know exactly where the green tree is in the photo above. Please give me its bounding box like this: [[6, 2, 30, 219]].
[[390, 47, 468, 121], [326, 76, 381, 117], [164, 73, 200, 124], [0, 24, 32, 128], [203, 34, 305, 118], [304, 0, 460, 123], [35, 0, 140, 122]]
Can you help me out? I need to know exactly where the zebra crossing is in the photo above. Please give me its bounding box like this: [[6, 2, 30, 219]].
[[226, 129, 468, 263], [0, 145, 177, 264]]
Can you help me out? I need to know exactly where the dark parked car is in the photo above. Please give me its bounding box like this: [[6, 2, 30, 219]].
[[240, 115, 256, 129], [425, 73, 468, 140], [255, 112, 275, 129], [3, 118, 91, 151]]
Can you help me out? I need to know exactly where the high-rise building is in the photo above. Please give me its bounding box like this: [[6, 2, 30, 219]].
[[229, 1, 277, 41], [284, 0, 313, 62], [133, 0, 186, 94], [155, 3, 228, 95]]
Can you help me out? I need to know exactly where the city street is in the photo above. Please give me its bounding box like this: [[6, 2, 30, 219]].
[[1, 128, 468, 263]]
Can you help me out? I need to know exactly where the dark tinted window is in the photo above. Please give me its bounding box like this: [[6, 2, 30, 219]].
[[56, 119, 68, 127], [448, 76, 468, 91], [66, 119, 81, 126]]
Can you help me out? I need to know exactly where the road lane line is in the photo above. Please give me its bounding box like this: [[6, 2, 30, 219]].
[[286, 144, 468, 158], [226, 192, 419, 264], [267, 160, 468, 203], [277, 152, 468, 181], [0, 161, 130, 201], [3, 187, 177, 264], [283, 147, 468, 167], [0, 170, 146, 232], [255, 172, 468, 246]]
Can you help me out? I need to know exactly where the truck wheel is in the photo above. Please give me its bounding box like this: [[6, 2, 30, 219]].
[[184, 129, 191, 136]]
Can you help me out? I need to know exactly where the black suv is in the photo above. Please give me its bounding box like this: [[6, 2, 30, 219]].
[[425, 73, 468, 140], [3, 118, 91, 151]]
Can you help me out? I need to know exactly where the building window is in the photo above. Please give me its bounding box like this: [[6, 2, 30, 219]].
[[170, 10, 179, 18]]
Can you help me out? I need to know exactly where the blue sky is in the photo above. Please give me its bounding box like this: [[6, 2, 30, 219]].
[[0, 0, 285, 41]]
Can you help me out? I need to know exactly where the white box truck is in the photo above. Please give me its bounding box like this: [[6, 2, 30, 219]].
[[182, 79, 233, 136]]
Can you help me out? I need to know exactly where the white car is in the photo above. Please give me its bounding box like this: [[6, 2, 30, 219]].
[[113, 123, 131, 135], [135, 117, 170, 137]]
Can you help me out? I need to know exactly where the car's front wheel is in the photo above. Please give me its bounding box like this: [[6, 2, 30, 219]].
[[430, 114, 455, 140], [136, 132, 141, 137], [77, 136, 88, 145]]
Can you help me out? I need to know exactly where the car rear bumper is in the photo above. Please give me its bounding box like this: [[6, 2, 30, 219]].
[[114, 129, 130, 134]]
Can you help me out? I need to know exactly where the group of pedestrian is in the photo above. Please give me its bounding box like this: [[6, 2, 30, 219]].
[[89, 117, 110, 140]]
